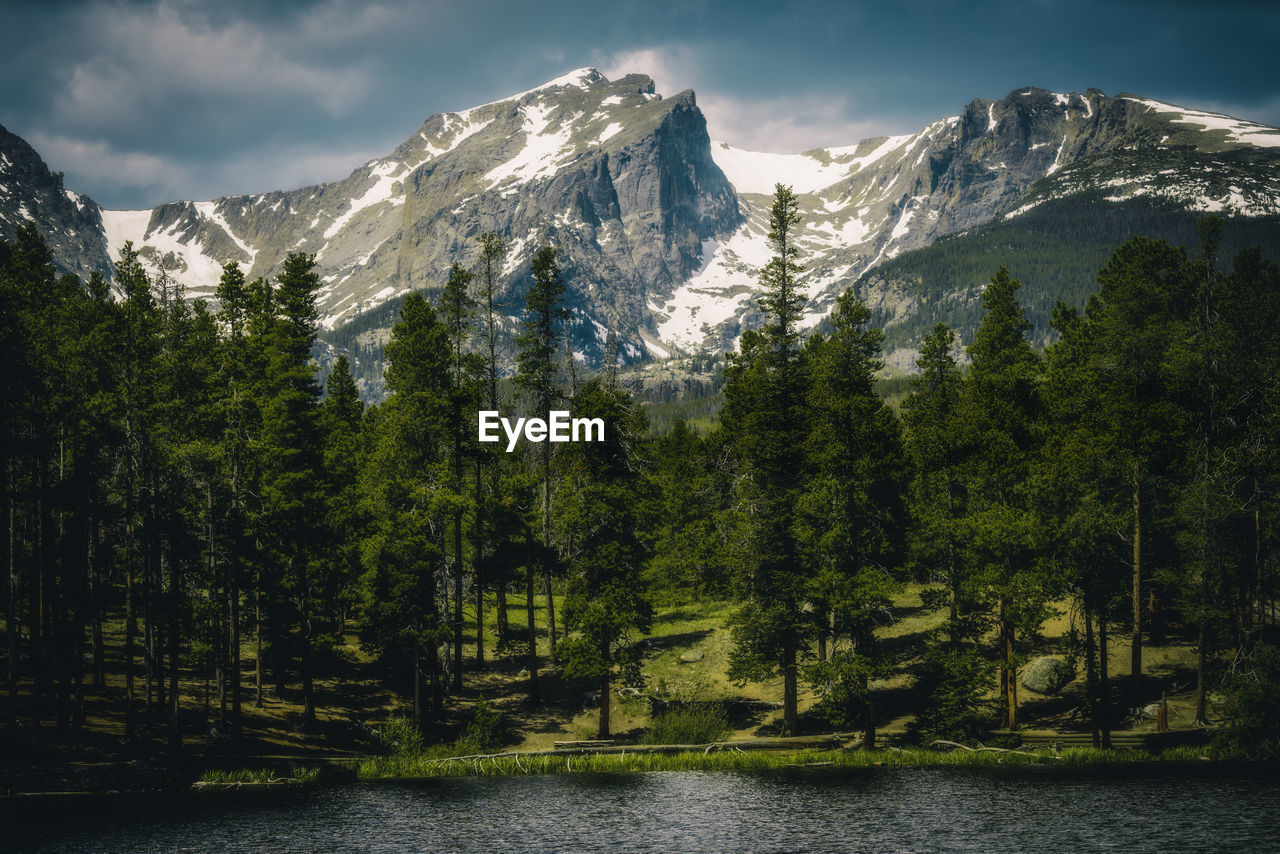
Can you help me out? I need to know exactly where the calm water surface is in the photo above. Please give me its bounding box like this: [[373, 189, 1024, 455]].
[[8, 765, 1280, 853]]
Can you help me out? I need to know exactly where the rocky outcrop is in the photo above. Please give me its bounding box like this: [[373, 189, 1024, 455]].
[[0, 123, 111, 281], [1022, 656, 1076, 695]]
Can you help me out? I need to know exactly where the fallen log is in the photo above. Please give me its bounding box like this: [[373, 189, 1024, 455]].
[[929, 739, 1051, 759]]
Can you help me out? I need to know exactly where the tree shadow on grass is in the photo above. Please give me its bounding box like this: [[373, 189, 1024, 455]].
[[653, 606, 720, 626], [878, 627, 938, 659], [640, 629, 715, 655]]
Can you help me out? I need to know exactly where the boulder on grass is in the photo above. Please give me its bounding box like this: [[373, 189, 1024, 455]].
[[1021, 656, 1076, 695]]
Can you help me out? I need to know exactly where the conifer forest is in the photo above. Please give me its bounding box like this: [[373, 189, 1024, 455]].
[[3, 186, 1280, 779]]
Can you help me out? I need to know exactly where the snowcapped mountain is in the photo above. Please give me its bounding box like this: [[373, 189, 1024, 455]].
[[666, 88, 1280, 358], [3, 71, 1279, 369], [91, 68, 737, 364]]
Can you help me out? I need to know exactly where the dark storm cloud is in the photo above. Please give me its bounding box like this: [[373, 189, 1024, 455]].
[[1, 0, 1276, 209]]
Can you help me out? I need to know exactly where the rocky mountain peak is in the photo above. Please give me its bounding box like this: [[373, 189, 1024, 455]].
[[0, 123, 110, 280], [4, 73, 1278, 380]]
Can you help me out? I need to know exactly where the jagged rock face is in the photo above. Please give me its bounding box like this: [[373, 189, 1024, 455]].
[[394, 75, 739, 362], [0, 124, 110, 281], [4, 73, 1279, 367], [94, 69, 741, 364]]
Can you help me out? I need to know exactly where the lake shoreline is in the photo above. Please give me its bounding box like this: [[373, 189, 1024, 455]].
[[195, 743, 1238, 787]]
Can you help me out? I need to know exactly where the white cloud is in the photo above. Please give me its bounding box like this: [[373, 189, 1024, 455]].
[[29, 132, 192, 203], [214, 143, 391, 198], [595, 45, 900, 154], [52, 0, 377, 128], [29, 129, 391, 208]]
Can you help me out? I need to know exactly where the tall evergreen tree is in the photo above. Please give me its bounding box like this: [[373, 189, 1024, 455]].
[[255, 252, 326, 726], [361, 293, 452, 725], [115, 241, 162, 735], [960, 267, 1046, 729], [799, 292, 907, 746], [1088, 238, 1192, 705], [473, 233, 508, 654], [1037, 301, 1127, 744], [722, 184, 811, 735], [514, 245, 569, 703], [439, 263, 477, 690], [213, 261, 255, 733], [902, 323, 970, 645], [318, 355, 365, 642], [556, 378, 653, 738]]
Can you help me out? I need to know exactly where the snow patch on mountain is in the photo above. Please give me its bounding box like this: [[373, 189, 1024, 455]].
[[322, 160, 403, 241], [711, 142, 849, 195], [421, 111, 493, 158], [654, 223, 771, 349], [101, 207, 226, 295], [486, 102, 575, 191], [1125, 97, 1280, 148], [463, 67, 602, 117], [594, 122, 624, 145], [838, 134, 916, 171], [194, 201, 257, 262], [101, 209, 151, 257]]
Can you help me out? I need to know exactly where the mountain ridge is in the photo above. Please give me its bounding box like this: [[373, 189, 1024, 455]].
[[2, 69, 1278, 372]]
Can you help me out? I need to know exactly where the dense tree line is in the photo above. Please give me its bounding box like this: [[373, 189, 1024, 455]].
[[2, 187, 1279, 757]]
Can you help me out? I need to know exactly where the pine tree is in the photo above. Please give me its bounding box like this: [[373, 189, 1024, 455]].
[[1167, 221, 1280, 724], [115, 241, 161, 734], [318, 355, 365, 646], [960, 267, 1046, 729], [723, 184, 811, 735], [556, 378, 653, 738], [212, 261, 255, 731], [363, 292, 451, 725], [255, 252, 326, 727], [799, 292, 907, 746], [439, 263, 477, 690], [473, 233, 508, 653], [1088, 238, 1192, 706], [514, 246, 569, 703], [1037, 301, 1127, 745], [902, 323, 969, 645]]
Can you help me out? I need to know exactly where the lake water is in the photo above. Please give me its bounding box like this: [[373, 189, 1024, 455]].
[[8, 765, 1280, 852]]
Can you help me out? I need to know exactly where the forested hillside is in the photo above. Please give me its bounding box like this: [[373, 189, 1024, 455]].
[[853, 196, 1280, 358]]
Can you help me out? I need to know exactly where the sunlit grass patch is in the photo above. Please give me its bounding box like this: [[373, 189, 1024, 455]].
[[198, 767, 319, 785], [641, 705, 731, 745], [351, 744, 1215, 781]]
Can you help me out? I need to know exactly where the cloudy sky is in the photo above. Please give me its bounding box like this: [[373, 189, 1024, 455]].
[[3, 0, 1277, 210]]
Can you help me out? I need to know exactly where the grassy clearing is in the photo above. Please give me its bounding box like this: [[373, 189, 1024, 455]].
[[639, 601, 783, 707], [16, 583, 1214, 797]]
